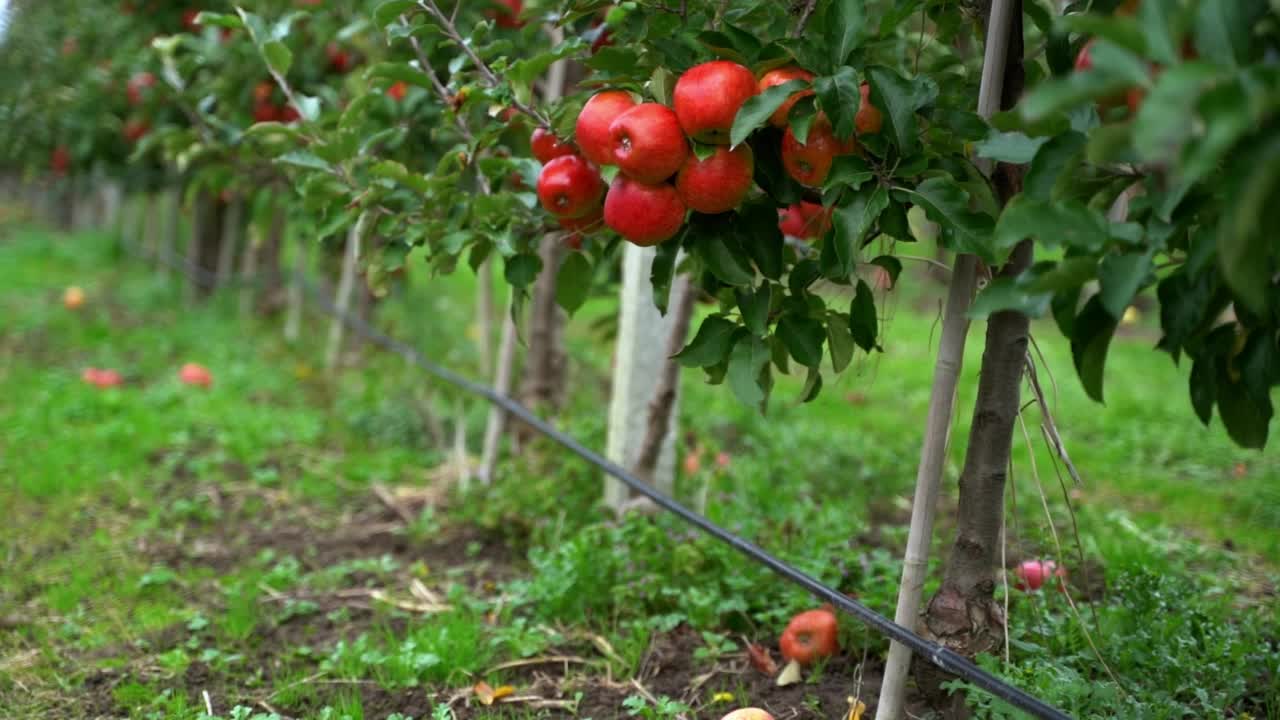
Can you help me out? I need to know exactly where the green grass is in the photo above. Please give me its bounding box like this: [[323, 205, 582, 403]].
[[1, 223, 1277, 720]]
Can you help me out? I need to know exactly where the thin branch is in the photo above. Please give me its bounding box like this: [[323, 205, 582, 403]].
[[790, 0, 819, 38]]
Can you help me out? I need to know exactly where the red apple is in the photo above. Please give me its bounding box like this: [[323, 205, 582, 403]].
[[558, 203, 604, 234], [720, 710, 774, 720], [253, 81, 274, 103], [779, 608, 839, 666], [537, 155, 604, 218], [603, 176, 686, 246], [609, 103, 689, 184], [778, 201, 832, 239], [531, 127, 575, 164], [1013, 559, 1068, 592], [781, 114, 856, 187], [280, 104, 301, 123], [253, 102, 280, 123], [715, 451, 730, 468], [672, 60, 758, 144], [589, 23, 613, 54], [179, 362, 213, 388], [855, 83, 882, 135], [326, 43, 353, 73], [675, 144, 754, 214], [127, 72, 156, 106], [50, 146, 72, 175], [758, 66, 815, 128], [575, 90, 637, 166], [181, 8, 201, 31], [83, 368, 123, 388], [123, 119, 150, 143], [682, 451, 702, 474], [63, 286, 85, 309], [487, 0, 524, 28], [387, 81, 408, 101]]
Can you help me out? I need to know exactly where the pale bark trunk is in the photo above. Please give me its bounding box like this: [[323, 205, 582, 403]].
[[325, 214, 369, 373], [476, 261, 494, 376], [256, 204, 287, 314], [518, 234, 568, 414], [238, 222, 260, 319], [479, 302, 519, 484], [632, 274, 695, 484]]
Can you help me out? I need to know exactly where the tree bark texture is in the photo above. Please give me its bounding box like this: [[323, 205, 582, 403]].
[[189, 189, 225, 298], [917, 0, 1030, 706], [256, 203, 287, 314], [518, 235, 569, 419], [632, 274, 695, 484]]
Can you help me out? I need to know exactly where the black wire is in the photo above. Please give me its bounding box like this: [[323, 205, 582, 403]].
[[123, 235, 1074, 720]]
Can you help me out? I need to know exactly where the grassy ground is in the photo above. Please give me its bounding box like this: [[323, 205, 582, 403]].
[[1, 220, 1277, 720]]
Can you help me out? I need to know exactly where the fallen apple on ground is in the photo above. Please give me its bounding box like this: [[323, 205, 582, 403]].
[[720, 709, 774, 720], [779, 607, 839, 666], [1013, 559, 1068, 592], [179, 363, 213, 388], [63, 286, 85, 310]]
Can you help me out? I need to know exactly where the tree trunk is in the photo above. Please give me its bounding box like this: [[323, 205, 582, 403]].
[[188, 189, 224, 299], [256, 202, 287, 314], [214, 195, 243, 289], [518, 234, 568, 418], [325, 215, 368, 373], [476, 261, 494, 375], [158, 189, 180, 281], [631, 274, 695, 484], [877, 2, 1021, 716], [917, 2, 1028, 706], [284, 232, 308, 344], [478, 302, 520, 486]]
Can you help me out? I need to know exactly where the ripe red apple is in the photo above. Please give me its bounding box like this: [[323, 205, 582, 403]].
[[179, 362, 213, 388], [603, 176, 686, 246], [575, 91, 637, 166], [758, 66, 815, 128], [609, 103, 689, 184], [253, 81, 274, 104], [487, 0, 524, 28], [127, 72, 156, 106], [531, 127, 575, 164], [558, 203, 604, 233], [50, 146, 72, 175], [777, 201, 832, 239], [682, 451, 702, 474], [675, 144, 754, 214], [779, 608, 839, 666], [386, 81, 408, 102], [326, 43, 352, 73], [1075, 40, 1134, 114], [280, 104, 301, 123], [123, 119, 150, 143], [83, 368, 123, 389], [537, 155, 604, 218], [715, 451, 730, 468], [672, 60, 758, 144], [181, 8, 201, 31], [781, 114, 856, 187], [855, 83, 883, 135], [63, 286, 85, 309], [589, 23, 613, 54], [720, 710, 774, 720], [253, 102, 280, 123], [1013, 559, 1068, 592]]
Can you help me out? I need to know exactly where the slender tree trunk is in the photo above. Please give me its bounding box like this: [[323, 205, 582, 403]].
[[476, 261, 494, 375], [158, 189, 180, 281], [479, 302, 519, 485], [325, 213, 370, 373], [877, 1, 1020, 716], [916, 1, 1029, 707], [518, 235, 568, 418], [632, 275, 695, 484], [256, 203, 287, 314], [188, 189, 224, 299], [284, 232, 308, 344], [238, 221, 260, 319], [215, 196, 243, 289]]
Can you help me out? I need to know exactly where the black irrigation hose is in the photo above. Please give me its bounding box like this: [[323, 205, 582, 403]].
[[121, 234, 1074, 720]]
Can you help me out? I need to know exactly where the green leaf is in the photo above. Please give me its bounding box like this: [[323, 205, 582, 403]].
[[1135, 0, 1178, 64], [994, 196, 1108, 257], [373, 0, 417, 28], [1024, 132, 1086, 201], [826, 314, 855, 372], [193, 11, 244, 29], [1019, 44, 1138, 122], [262, 40, 293, 77], [1216, 365, 1271, 449], [736, 204, 784, 280], [814, 67, 860, 140], [799, 366, 823, 403], [827, 185, 887, 280], [823, 155, 874, 193], [848, 279, 877, 352], [1070, 296, 1119, 403], [1194, 0, 1266, 68], [1132, 63, 1224, 164], [1057, 14, 1147, 56], [366, 61, 436, 89], [276, 151, 332, 172], [968, 278, 1053, 320], [676, 316, 740, 367], [1189, 354, 1217, 425], [826, 0, 865, 66], [866, 66, 937, 155], [1097, 251, 1153, 318], [736, 284, 771, 336], [777, 313, 826, 367], [555, 252, 592, 314], [650, 236, 681, 314], [1220, 135, 1280, 314], [731, 79, 807, 148], [369, 160, 430, 195], [504, 253, 542, 288], [975, 131, 1049, 164], [696, 231, 756, 286], [727, 334, 771, 410], [897, 177, 995, 262]]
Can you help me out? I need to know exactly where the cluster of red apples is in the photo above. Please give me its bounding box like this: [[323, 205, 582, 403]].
[[533, 60, 883, 248]]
